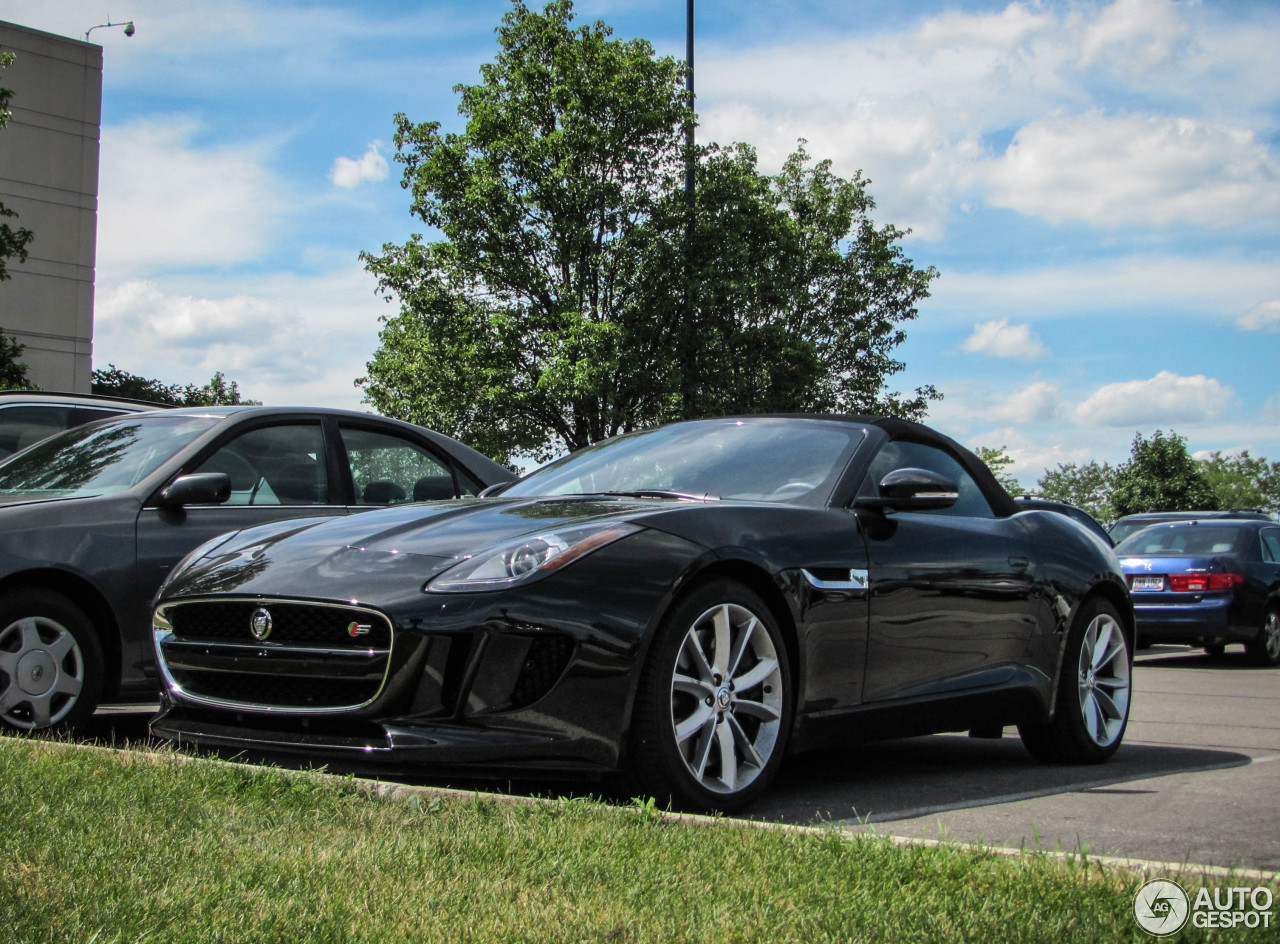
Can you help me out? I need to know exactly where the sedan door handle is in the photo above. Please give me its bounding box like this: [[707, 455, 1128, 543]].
[[1009, 556, 1029, 570]]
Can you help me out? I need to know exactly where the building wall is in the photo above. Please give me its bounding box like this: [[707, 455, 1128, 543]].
[[0, 21, 100, 393]]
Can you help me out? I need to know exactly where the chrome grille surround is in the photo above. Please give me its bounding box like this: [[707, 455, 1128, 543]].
[[153, 597, 395, 713]]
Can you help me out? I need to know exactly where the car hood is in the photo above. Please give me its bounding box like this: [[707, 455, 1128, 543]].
[[160, 496, 682, 601]]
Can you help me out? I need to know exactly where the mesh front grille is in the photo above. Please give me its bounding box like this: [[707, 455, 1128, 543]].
[[160, 599, 392, 711], [168, 600, 391, 649]]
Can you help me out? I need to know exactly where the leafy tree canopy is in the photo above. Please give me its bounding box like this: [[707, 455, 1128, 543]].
[[359, 0, 938, 464], [0, 328, 36, 391], [91, 365, 261, 406], [0, 50, 35, 282], [973, 445, 1021, 496], [1036, 460, 1117, 524], [1110, 430, 1217, 517], [1199, 450, 1280, 516]]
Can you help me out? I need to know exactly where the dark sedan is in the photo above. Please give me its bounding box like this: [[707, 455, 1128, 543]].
[[151, 415, 1134, 812], [0, 407, 513, 733], [1116, 519, 1280, 664]]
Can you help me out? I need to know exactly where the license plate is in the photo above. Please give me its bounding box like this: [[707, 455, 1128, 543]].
[[1132, 576, 1164, 591]]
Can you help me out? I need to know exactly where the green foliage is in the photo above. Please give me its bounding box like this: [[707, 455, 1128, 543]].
[[1111, 430, 1217, 517], [1036, 461, 1117, 524], [974, 445, 1021, 495], [91, 364, 262, 406], [360, 0, 938, 465], [1198, 450, 1280, 515], [0, 51, 35, 282], [0, 328, 36, 390]]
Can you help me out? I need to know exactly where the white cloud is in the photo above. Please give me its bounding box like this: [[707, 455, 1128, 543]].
[[984, 111, 1280, 228], [990, 381, 1061, 425], [331, 142, 389, 189], [1071, 371, 1232, 428], [97, 118, 287, 277], [94, 263, 388, 410], [1237, 299, 1280, 332], [962, 319, 1047, 359]]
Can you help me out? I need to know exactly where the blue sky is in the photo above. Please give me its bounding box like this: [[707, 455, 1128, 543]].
[[8, 0, 1280, 485]]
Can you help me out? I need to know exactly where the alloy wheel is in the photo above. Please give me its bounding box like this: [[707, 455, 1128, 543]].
[[0, 615, 85, 730], [1077, 612, 1130, 748], [668, 602, 784, 796]]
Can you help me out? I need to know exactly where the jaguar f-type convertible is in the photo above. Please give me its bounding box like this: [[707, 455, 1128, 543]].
[[150, 415, 1133, 811]]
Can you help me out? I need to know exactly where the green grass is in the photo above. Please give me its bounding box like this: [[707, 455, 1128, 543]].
[[0, 738, 1270, 943]]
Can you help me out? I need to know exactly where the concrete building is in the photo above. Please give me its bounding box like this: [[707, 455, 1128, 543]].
[[0, 21, 100, 392]]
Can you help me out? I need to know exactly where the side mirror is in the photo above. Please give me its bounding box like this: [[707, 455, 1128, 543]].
[[160, 472, 232, 508], [855, 467, 959, 512]]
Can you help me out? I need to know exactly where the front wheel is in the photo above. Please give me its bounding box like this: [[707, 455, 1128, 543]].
[[1019, 597, 1132, 764], [626, 579, 792, 812], [1246, 607, 1280, 667], [0, 590, 104, 734]]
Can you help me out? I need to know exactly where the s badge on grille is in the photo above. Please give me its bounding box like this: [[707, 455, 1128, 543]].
[[250, 608, 273, 641], [347, 621, 371, 638]]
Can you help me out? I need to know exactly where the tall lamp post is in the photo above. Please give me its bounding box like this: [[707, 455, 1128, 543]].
[[681, 0, 697, 416], [85, 19, 136, 41]]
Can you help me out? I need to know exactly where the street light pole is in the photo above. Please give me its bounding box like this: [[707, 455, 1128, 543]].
[[681, 0, 697, 417], [685, 0, 694, 201]]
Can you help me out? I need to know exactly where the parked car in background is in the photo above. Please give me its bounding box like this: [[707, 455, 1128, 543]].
[[0, 389, 164, 459], [151, 415, 1134, 813], [1014, 496, 1113, 546], [0, 406, 514, 734], [1115, 519, 1280, 665], [1109, 510, 1273, 546]]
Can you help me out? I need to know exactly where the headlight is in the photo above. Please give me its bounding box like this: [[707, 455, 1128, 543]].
[[426, 521, 642, 593]]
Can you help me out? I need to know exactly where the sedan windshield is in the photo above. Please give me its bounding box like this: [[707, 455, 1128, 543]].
[[504, 418, 866, 505], [1116, 525, 1246, 556], [0, 414, 221, 498]]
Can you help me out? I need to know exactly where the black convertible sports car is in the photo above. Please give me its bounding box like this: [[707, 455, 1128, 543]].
[[151, 415, 1134, 811]]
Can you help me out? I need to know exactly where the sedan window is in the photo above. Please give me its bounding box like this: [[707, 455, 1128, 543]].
[[1115, 525, 1245, 556], [192, 424, 328, 505], [340, 426, 459, 505]]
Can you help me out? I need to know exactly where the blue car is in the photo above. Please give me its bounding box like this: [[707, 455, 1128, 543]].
[[1115, 519, 1280, 664]]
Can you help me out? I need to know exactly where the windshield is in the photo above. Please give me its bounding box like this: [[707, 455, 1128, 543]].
[[1116, 525, 1246, 557], [0, 414, 221, 499], [504, 418, 866, 505]]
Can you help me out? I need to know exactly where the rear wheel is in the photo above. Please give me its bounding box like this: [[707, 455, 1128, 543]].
[[0, 590, 103, 734], [1019, 597, 1131, 764], [1246, 607, 1280, 667], [626, 579, 792, 812]]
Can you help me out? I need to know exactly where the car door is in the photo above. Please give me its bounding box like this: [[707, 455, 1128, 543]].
[[130, 420, 348, 679], [856, 439, 1039, 703]]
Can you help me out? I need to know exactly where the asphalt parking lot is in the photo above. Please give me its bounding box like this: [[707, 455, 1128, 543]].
[[751, 645, 1280, 873], [87, 644, 1279, 874]]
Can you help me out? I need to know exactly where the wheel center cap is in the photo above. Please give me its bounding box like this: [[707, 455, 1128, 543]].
[[17, 651, 56, 696], [715, 686, 733, 711]]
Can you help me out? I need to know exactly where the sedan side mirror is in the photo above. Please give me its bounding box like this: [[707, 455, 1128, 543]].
[[160, 472, 232, 508], [855, 467, 959, 512]]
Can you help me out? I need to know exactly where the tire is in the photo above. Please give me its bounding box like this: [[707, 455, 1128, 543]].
[[626, 579, 792, 812], [0, 590, 104, 735], [1019, 597, 1131, 764], [1246, 607, 1280, 667]]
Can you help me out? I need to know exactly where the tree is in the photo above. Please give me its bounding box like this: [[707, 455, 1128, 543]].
[[1036, 460, 1117, 523], [1110, 430, 1217, 517], [1199, 450, 1280, 516], [0, 328, 36, 390], [91, 365, 261, 406], [0, 51, 35, 282], [359, 0, 938, 464], [974, 445, 1021, 495]]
